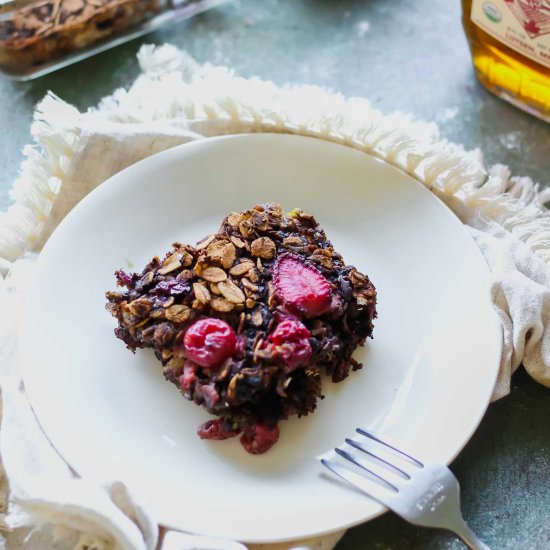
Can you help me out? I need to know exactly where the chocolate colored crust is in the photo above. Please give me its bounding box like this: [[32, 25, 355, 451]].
[[106, 203, 377, 446]]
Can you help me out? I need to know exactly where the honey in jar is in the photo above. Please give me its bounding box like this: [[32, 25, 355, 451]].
[[462, 0, 550, 122]]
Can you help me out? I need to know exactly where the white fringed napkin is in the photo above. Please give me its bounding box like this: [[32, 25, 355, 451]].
[[1, 43, 550, 550]]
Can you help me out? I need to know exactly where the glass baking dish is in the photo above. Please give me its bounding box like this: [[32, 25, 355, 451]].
[[0, 0, 228, 80]]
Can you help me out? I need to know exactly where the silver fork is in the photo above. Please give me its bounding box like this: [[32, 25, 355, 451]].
[[320, 429, 491, 550]]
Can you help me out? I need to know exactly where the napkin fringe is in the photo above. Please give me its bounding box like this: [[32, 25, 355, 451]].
[[0, 94, 80, 273], [1, 44, 548, 277]]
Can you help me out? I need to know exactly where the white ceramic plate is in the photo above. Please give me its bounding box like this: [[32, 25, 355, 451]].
[[20, 134, 501, 543]]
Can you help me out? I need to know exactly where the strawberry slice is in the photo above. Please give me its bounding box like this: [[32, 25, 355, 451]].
[[272, 253, 332, 318]]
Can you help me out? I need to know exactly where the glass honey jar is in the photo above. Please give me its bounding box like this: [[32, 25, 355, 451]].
[[462, 0, 550, 122]]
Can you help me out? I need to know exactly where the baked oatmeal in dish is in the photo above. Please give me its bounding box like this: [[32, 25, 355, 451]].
[[106, 203, 377, 454], [0, 0, 163, 72]]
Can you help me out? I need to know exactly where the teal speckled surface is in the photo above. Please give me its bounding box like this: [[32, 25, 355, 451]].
[[1, 1, 549, 548]]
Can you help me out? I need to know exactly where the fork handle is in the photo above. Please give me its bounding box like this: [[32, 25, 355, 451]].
[[451, 519, 491, 550]]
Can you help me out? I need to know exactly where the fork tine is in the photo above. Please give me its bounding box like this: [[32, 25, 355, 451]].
[[321, 458, 396, 505], [356, 429, 424, 467], [334, 447, 399, 491], [345, 438, 411, 480]]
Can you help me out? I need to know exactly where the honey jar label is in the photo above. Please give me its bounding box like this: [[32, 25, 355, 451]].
[[471, 0, 550, 68]]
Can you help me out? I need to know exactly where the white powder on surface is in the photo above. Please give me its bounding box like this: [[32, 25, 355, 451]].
[[499, 131, 523, 150], [436, 106, 459, 122], [356, 20, 370, 37]]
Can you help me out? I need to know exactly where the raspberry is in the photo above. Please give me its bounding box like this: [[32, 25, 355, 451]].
[[197, 418, 241, 440], [268, 317, 312, 369], [183, 318, 236, 368], [273, 253, 332, 318], [240, 423, 280, 454]]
